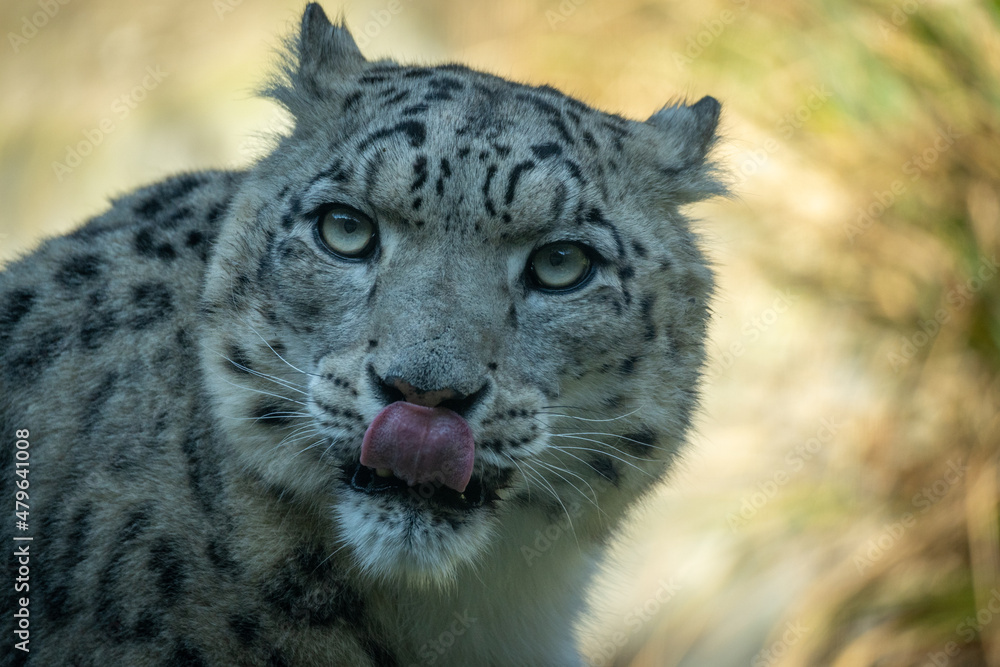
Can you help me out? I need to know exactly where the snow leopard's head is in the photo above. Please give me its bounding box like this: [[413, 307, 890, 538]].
[[201, 4, 723, 584]]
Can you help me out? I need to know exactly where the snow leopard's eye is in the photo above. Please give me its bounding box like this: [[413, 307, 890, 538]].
[[316, 205, 377, 260], [528, 242, 593, 291]]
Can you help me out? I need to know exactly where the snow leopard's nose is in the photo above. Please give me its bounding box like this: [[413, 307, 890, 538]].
[[368, 366, 489, 417]]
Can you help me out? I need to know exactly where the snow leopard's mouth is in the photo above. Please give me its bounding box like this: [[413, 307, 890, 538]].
[[341, 462, 506, 512]]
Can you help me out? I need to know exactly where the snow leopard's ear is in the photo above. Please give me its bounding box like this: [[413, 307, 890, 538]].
[[641, 96, 727, 203], [262, 3, 367, 114], [297, 4, 366, 76], [645, 96, 721, 165]]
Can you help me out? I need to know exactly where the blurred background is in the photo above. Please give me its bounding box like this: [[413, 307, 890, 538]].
[[2, 0, 998, 664]]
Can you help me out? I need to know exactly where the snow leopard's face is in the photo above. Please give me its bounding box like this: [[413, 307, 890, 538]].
[[200, 12, 721, 584]]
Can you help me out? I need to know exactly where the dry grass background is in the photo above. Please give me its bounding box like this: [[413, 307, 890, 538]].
[[2, 1, 998, 665]]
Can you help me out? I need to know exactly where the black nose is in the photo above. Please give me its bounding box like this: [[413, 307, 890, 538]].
[[367, 366, 489, 417]]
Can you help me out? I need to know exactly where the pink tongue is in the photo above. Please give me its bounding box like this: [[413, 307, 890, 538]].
[[360, 402, 475, 493]]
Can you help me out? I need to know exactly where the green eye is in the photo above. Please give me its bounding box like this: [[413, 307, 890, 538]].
[[529, 242, 593, 291], [317, 206, 377, 259]]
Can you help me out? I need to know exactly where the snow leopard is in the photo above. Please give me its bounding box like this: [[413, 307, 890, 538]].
[[0, 4, 724, 665]]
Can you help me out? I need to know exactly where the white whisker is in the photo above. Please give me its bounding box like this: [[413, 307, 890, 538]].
[[518, 460, 580, 548], [548, 442, 655, 477], [503, 453, 534, 503], [289, 437, 328, 459], [227, 411, 311, 422], [537, 406, 644, 423], [212, 350, 309, 396], [534, 459, 602, 514], [242, 318, 318, 378], [554, 430, 668, 454], [276, 425, 319, 446], [208, 370, 308, 407]]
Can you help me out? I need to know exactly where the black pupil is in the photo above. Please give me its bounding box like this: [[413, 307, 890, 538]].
[[342, 218, 358, 234], [549, 248, 568, 266]]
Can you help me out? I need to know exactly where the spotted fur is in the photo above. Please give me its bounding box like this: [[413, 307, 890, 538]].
[[0, 4, 723, 665]]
